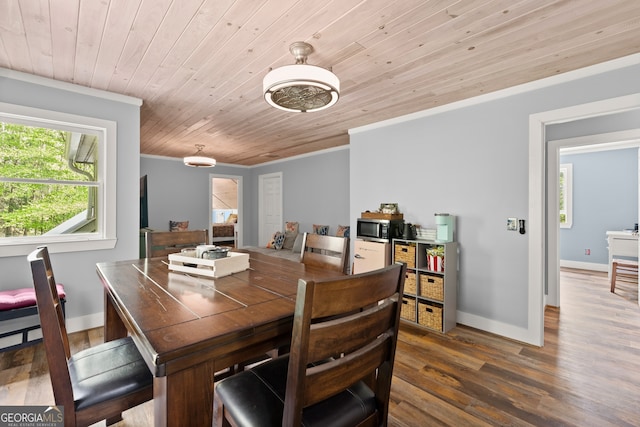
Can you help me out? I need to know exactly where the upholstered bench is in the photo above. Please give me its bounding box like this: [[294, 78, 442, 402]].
[[0, 284, 66, 352]]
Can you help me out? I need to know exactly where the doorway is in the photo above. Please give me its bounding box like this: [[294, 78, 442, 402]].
[[210, 175, 242, 247], [546, 132, 640, 308], [528, 93, 640, 346]]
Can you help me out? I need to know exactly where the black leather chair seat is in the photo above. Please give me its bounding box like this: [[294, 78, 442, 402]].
[[69, 336, 153, 410], [215, 355, 377, 427]]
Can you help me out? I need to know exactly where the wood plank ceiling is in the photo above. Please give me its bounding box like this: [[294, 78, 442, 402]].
[[1, 0, 639, 166]]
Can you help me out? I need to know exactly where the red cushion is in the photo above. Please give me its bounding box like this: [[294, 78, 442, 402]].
[[0, 284, 65, 311]]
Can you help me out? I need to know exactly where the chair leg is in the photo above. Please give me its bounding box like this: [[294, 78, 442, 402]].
[[610, 262, 618, 293], [106, 415, 123, 426], [212, 391, 232, 427]]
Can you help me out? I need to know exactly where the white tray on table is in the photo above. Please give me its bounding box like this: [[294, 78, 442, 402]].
[[167, 251, 249, 278]]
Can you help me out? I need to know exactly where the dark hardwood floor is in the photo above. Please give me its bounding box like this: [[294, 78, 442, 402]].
[[1, 268, 638, 426]]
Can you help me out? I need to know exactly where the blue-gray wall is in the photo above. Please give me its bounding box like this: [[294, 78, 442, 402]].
[[0, 72, 141, 335], [140, 147, 350, 248], [2, 56, 639, 344], [249, 148, 350, 241], [559, 148, 638, 265], [140, 156, 252, 236], [349, 59, 640, 333]]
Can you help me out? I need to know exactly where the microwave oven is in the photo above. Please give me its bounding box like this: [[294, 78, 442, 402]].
[[356, 218, 404, 243]]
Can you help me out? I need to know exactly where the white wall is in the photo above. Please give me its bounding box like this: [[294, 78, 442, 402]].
[[0, 70, 142, 344], [349, 55, 640, 343]]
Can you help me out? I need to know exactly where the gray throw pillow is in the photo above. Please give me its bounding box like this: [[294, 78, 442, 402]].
[[291, 233, 304, 253], [283, 231, 297, 250]]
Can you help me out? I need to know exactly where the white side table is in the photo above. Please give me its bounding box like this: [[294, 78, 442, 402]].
[[606, 231, 638, 277], [606, 231, 639, 305]]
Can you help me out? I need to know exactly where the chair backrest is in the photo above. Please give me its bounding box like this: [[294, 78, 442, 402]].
[[300, 232, 349, 274], [283, 262, 406, 426], [28, 246, 75, 414], [145, 229, 208, 258]]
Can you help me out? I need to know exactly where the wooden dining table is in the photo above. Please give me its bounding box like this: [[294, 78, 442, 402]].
[[96, 249, 344, 427]]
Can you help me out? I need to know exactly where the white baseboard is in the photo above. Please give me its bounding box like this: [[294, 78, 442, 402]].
[[456, 311, 536, 346], [66, 312, 104, 333], [559, 260, 608, 272], [0, 313, 104, 350], [454, 260, 609, 346]]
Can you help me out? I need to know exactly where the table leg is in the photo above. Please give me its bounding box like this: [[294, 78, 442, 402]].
[[104, 289, 127, 342], [153, 359, 217, 427], [103, 290, 131, 424]]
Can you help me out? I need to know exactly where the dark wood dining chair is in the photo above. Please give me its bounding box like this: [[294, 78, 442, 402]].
[[300, 232, 350, 274], [213, 262, 406, 427], [28, 246, 153, 427]]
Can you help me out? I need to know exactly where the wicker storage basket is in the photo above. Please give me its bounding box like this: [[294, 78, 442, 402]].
[[400, 297, 416, 322], [394, 242, 416, 267], [419, 273, 444, 301], [404, 272, 417, 295], [418, 301, 443, 331]]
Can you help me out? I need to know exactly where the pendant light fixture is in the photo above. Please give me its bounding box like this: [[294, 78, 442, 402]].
[[183, 144, 216, 168], [263, 42, 340, 113]]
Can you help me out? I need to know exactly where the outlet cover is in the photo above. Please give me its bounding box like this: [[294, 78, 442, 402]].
[[507, 218, 518, 231]]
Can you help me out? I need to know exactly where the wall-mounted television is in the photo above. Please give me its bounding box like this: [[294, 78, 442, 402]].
[[140, 175, 149, 229]]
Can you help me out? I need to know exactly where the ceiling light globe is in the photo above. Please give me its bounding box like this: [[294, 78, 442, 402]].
[[263, 47, 340, 113], [183, 156, 216, 167], [184, 144, 216, 167]]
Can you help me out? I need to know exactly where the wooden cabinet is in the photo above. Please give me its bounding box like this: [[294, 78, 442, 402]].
[[393, 239, 458, 333], [352, 239, 390, 274]]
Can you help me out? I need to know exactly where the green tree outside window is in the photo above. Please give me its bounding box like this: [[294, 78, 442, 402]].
[[0, 122, 97, 237]]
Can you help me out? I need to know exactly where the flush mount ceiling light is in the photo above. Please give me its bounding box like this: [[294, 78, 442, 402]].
[[263, 41, 340, 113], [183, 144, 216, 167]]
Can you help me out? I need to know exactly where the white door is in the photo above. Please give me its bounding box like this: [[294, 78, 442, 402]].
[[258, 172, 283, 247]]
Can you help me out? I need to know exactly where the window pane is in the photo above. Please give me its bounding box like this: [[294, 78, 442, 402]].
[[559, 170, 565, 212], [0, 121, 99, 239], [0, 122, 96, 181], [0, 183, 95, 237], [559, 164, 572, 229]]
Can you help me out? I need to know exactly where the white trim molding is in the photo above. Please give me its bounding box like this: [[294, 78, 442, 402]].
[[528, 92, 640, 346]]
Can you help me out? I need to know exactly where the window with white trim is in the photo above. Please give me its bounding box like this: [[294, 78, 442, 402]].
[[559, 163, 573, 228], [0, 102, 116, 256]]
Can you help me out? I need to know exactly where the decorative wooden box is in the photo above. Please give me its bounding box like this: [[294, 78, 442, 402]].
[[360, 212, 404, 220], [167, 251, 249, 278]]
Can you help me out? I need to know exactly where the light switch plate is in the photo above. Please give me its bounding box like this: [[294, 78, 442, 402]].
[[507, 218, 518, 231]]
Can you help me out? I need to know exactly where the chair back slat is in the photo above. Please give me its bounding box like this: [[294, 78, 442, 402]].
[[283, 263, 406, 426], [304, 330, 393, 406], [300, 233, 349, 274], [308, 268, 400, 319], [28, 247, 75, 413], [308, 299, 396, 361], [145, 229, 208, 258]]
